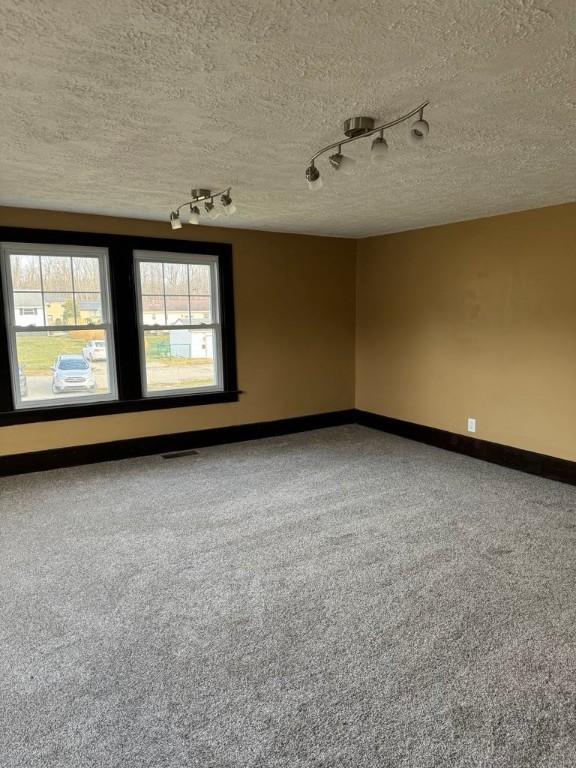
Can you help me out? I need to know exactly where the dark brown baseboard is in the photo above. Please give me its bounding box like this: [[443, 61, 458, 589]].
[[1, 408, 575, 486], [355, 410, 576, 487], [0, 409, 356, 477]]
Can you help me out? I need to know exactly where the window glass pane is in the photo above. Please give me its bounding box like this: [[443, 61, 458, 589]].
[[165, 296, 190, 325], [143, 329, 216, 393], [142, 296, 166, 325], [14, 330, 113, 404], [72, 257, 101, 292], [163, 262, 188, 295], [138, 261, 214, 326], [41, 255, 73, 291], [189, 264, 212, 323], [13, 292, 45, 326], [190, 294, 211, 323], [43, 293, 75, 325], [189, 264, 210, 294], [11, 254, 41, 291], [75, 292, 103, 325], [140, 262, 163, 293]]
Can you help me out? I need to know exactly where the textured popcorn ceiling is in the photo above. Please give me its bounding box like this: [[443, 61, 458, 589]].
[[1, 0, 575, 237]]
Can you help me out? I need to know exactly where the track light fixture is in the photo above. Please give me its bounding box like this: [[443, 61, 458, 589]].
[[328, 153, 341, 171], [409, 113, 430, 145], [221, 192, 237, 215], [370, 134, 389, 164], [168, 187, 236, 228], [204, 200, 219, 219], [328, 150, 356, 175], [305, 101, 429, 190], [305, 164, 323, 191]]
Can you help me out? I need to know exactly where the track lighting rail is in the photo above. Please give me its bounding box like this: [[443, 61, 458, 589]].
[[305, 100, 430, 190], [169, 187, 237, 229], [308, 101, 429, 166], [173, 188, 231, 215]]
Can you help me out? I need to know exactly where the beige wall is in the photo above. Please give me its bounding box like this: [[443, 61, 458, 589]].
[[0, 208, 356, 456], [356, 203, 576, 461], [3, 202, 576, 462]]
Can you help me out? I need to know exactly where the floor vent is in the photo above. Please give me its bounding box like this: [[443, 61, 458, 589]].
[[161, 449, 200, 460]]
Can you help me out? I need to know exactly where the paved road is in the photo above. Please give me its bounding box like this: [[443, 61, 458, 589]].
[[20, 360, 215, 401], [22, 361, 109, 401], [146, 360, 215, 388]]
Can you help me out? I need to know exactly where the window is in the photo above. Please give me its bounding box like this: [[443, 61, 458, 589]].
[[134, 251, 223, 396], [1, 243, 117, 408], [0, 229, 237, 425]]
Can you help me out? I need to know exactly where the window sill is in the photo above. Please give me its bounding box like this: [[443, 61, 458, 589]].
[[0, 390, 241, 426]]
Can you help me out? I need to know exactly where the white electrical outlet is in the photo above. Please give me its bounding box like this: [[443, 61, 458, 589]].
[[467, 418, 476, 433]]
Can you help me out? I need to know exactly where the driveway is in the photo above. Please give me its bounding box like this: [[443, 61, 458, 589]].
[[21, 360, 215, 400], [22, 361, 109, 401]]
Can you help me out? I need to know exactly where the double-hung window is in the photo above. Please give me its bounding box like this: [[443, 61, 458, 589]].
[[134, 251, 223, 396], [0, 231, 237, 424], [1, 243, 117, 408]]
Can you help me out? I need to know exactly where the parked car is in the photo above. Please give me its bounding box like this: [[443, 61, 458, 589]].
[[83, 340, 106, 361], [18, 366, 28, 397], [52, 355, 96, 394]]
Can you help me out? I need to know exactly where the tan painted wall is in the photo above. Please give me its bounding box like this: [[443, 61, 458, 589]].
[[3, 202, 575, 462], [356, 202, 576, 461], [0, 208, 356, 456]]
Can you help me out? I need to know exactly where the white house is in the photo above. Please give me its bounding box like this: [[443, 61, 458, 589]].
[[13, 293, 44, 326], [13, 293, 101, 327], [142, 296, 210, 326], [169, 323, 213, 359]]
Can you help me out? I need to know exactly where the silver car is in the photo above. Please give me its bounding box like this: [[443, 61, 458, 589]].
[[52, 355, 96, 394], [83, 340, 106, 361]]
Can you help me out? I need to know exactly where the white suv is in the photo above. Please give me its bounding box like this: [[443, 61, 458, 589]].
[[83, 340, 107, 361]]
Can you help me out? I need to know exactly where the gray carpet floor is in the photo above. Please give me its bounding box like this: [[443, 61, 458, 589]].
[[2, 425, 576, 767]]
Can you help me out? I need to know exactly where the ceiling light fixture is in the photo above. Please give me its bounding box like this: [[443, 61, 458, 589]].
[[221, 192, 237, 215], [168, 187, 236, 228], [204, 200, 219, 219], [328, 149, 356, 175], [305, 164, 323, 191], [409, 114, 430, 145], [305, 101, 429, 190], [370, 133, 389, 164]]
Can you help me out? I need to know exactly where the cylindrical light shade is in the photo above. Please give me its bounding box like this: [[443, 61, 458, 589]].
[[170, 212, 182, 230], [189, 206, 200, 225], [221, 193, 237, 215], [371, 136, 388, 164], [305, 164, 322, 191], [205, 201, 220, 220], [334, 153, 356, 175], [328, 152, 356, 176], [409, 119, 430, 145]]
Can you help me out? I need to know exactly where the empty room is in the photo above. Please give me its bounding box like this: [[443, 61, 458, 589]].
[[1, 1, 576, 765]]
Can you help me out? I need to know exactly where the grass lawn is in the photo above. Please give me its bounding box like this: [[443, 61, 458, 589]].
[[144, 333, 213, 367], [17, 335, 85, 374], [146, 356, 213, 367], [19, 334, 214, 383], [149, 380, 214, 390]]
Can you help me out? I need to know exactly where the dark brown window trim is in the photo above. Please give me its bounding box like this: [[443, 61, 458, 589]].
[[0, 227, 238, 427]]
